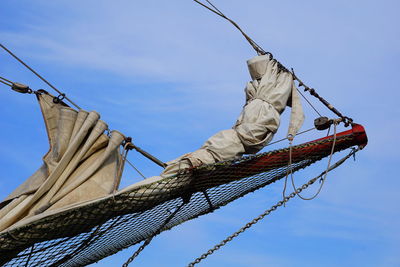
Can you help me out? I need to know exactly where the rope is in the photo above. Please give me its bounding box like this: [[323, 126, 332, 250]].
[[0, 75, 13, 86], [283, 121, 338, 202], [0, 79, 12, 87], [282, 139, 293, 207], [126, 158, 147, 180], [114, 145, 130, 193], [269, 127, 316, 206], [291, 121, 338, 200], [187, 146, 360, 266], [265, 127, 315, 147], [0, 43, 81, 110], [205, 0, 223, 15], [192, 0, 267, 56], [0, 75, 35, 94], [296, 88, 322, 117]]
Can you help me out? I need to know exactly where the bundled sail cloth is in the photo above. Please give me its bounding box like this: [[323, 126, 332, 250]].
[[0, 93, 125, 232], [161, 55, 304, 177]]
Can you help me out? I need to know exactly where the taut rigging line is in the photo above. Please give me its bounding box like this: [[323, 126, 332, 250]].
[[0, 43, 81, 110]]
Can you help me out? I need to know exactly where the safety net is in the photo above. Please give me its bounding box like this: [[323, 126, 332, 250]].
[[0, 125, 367, 266]]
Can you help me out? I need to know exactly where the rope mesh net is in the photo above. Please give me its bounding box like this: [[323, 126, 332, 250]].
[[0, 130, 362, 266]]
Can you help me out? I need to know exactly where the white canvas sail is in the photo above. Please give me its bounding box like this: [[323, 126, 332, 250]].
[[0, 93, 125, 232], [161, 55, 304, 177]]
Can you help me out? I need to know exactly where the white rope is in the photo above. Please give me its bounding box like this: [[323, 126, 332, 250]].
[[289, 120, 339, 200]]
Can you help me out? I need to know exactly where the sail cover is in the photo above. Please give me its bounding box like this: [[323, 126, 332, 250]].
[[0, 92, 125, 232], [161, 55, 304, 177]]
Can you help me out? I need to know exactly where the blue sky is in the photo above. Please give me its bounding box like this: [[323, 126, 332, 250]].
[[0, 0, 399, 266]]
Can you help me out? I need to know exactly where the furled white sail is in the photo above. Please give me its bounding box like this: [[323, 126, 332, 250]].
[[0, 93, 125, 232], [161, 55, 304, 177]]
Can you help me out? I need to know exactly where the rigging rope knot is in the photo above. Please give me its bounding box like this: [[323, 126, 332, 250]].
[[123, 137, 134, 150]]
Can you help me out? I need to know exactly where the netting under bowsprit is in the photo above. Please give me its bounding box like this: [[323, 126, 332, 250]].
[[0, 124, 367, 266]]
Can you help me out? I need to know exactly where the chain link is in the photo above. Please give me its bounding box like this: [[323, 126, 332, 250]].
[[122, 238, 152, 267]]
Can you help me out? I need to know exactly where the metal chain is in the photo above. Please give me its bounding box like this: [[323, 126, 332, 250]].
[[122, 238, 153, 267], [187, 191, 295, 266], [187, 147, 359, 266]]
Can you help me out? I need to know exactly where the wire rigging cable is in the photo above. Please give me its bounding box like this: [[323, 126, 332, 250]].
[[192, 0, 267, 56], [264, 127, 315, 147], [0, 76, 12, 87], [0, 75, 13, 86], [0, 43, 81, 110], [126, 159, 147, 180]]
